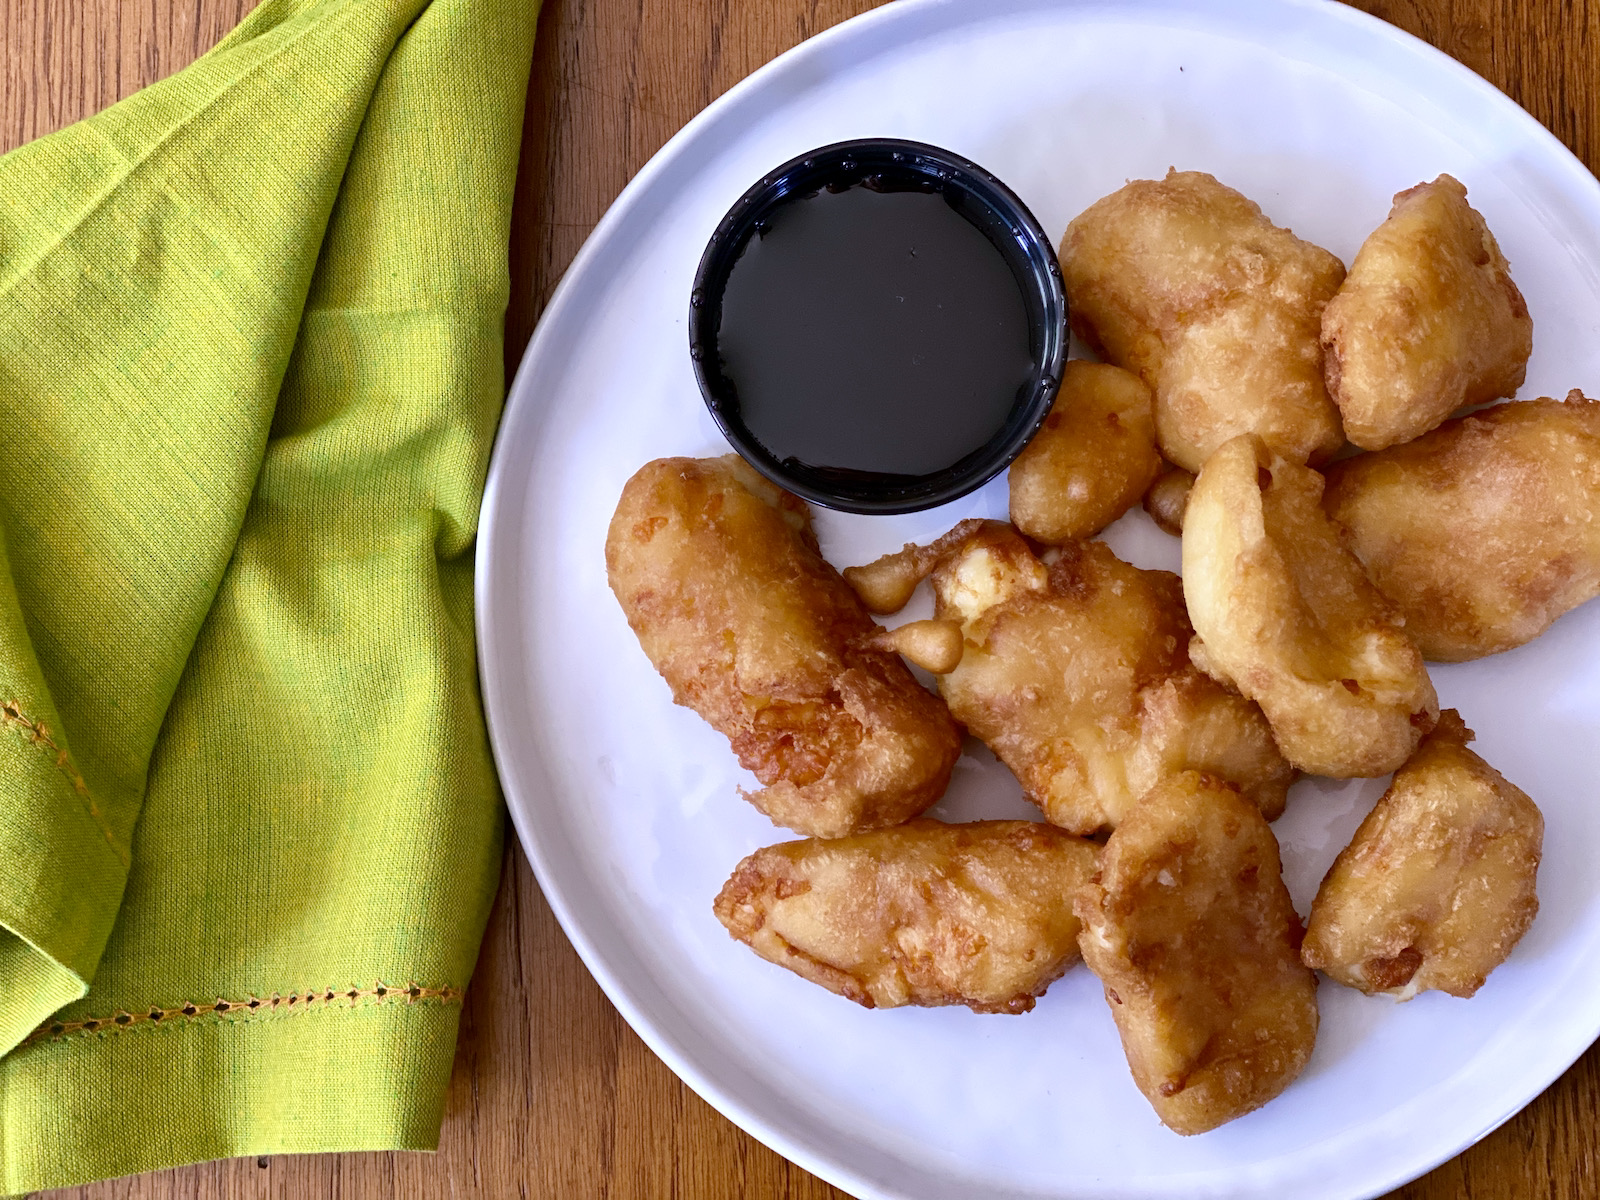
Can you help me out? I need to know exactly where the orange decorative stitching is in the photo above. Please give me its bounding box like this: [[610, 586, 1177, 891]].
[[1, 696, 129, 868], [22, 981, 462, 1049]]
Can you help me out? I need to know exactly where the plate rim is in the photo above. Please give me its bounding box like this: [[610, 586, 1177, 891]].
[[476, 2, 1600, 1196]]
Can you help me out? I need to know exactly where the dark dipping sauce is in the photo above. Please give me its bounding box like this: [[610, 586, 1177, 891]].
[[716, 182, 1037, 478]]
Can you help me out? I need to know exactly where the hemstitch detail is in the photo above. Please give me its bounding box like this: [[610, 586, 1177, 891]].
[[22, 981, 461, 1048], [1, 696, 129, 868]]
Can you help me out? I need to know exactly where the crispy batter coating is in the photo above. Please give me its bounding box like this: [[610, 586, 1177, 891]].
[[1324, 392, 1600, 661], [606, 456, 961, 838], [843, 518, 987, 615], [1075, 771, 1319, 1135], [714, 819, 1100, 1013], [1183, 434, 1438, 777], [1143, 466, 1194, 536], [1060, 169, 1346, 473], [1008, 361, 1162, 543], [848, 522, 1293, 834], [869, 619, 965, 675], [1322, 175, 1532, 451], [1303, 711, 1542, 998]]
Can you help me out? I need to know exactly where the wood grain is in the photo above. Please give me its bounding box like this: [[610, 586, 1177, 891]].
[[7, 1, 1600, 1196]]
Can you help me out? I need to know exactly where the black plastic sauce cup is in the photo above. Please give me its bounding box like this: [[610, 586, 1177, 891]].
[[689, 138, 1068, 515]]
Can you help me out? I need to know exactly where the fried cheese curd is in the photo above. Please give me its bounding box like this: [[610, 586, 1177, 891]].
[[1321, 175, 1532, 451], [847, 522, 1293, 835], [1075, 771, 1319, 1135], [1008, 360, 1162, 544], [1143, 465, 1195, 537], [606, 456, 961, 838], [1183, 434, 1438, 778], [714, 819, 1100, 1013], [1060, 169, 1346, 473], [1303, 711, 1542, 999], [1324, 392, 1600, 662]]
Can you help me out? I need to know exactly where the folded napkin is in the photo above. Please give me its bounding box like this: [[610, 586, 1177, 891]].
[[0, 0, 537, 1189]]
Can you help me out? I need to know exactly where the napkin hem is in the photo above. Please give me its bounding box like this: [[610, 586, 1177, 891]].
[[0, 736, 129, 1048], [0, 978, 464, 1194], [0, 931, 86, 1058], [18, 978, 462, 1049], [0, 696, 123, 866]]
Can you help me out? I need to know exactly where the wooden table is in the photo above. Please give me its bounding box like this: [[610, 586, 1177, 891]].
[[8, 0, 1600, 1196]]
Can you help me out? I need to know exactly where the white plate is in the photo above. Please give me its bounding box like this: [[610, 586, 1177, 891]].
[[476, 2, 1600, 1196]]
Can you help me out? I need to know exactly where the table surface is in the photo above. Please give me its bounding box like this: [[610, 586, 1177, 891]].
[[8, 0, 1600, 1196]]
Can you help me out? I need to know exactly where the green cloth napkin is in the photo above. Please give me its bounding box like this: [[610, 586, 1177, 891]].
[[0, 0, 537, 1189]]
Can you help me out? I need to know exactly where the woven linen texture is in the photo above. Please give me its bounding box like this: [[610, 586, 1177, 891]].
[[0, 0, 538, 1189]]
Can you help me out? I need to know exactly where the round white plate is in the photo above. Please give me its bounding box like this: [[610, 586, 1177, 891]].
[[477, 2, 1600, 1196]]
